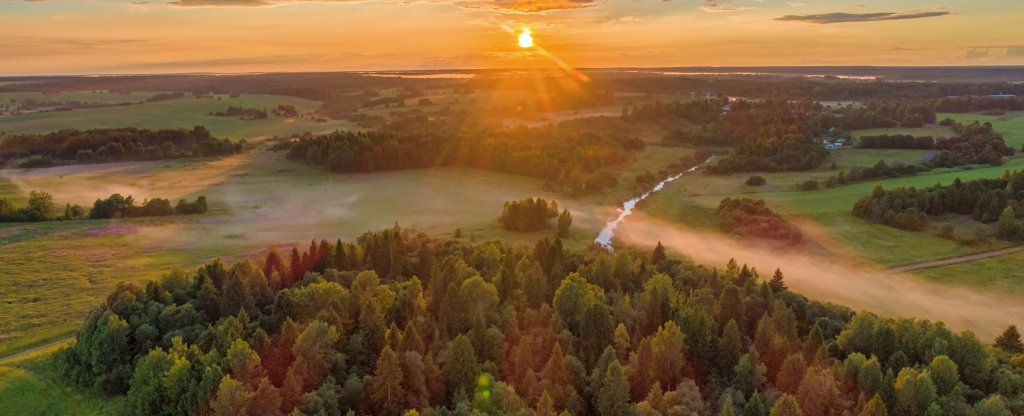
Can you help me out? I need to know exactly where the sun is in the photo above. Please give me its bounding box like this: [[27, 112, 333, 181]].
[[517, 28, 534, 48]]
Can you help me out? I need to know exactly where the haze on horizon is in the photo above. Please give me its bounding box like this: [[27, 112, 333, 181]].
[[1, 0, 1022, 75]]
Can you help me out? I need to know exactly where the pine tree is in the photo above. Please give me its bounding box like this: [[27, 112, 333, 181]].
[[995, 325, 1024, 353], [858, 394, 887, 416], [770, 394, 803, 416], [597, 360, 634, 416], [651, 242, 667, 265], [369, 346, 406, 415], [769, 268, 787, 292], [557, 209, 572, 238], [288, 247, 303, 285]]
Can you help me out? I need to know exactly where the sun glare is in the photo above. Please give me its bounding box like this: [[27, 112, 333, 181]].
[[517, 28, 533, 48]]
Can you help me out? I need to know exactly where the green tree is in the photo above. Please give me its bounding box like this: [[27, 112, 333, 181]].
[[858, 394, 888, 416], [368, 346, 406, 415], [27, 190, 55, 218], [651, 242, 667, 265], [598, 360, 635, 416], [995, 325, 1024, 353], [557, 209, 573, 237], [445, 335, 479, 401], [894, 367, 937, 416], [928, 355, 959, 397], [210, 375, 254, 416], [769, 394, 803, 416], [769, 268, 787, 292], [973, 395, 1012, 416], [776, 353, 806, 394]]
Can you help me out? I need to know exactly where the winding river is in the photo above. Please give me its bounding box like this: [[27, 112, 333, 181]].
[[595, 158, 711, 250]]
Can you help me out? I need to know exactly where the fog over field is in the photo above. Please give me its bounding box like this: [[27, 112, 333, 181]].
[[619, 212, 1024, 339]]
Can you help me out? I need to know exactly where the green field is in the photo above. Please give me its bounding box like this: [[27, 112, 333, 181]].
[[850, 126, 955, 138], [0, 343, 120, 415], [823, 148, 934, 170], [0, 92, 356, 141], [941, 111, 1024, 149], [913, 252, 1024, 297], [645, 157, 1024, 266]]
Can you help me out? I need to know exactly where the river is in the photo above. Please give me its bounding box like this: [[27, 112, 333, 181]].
[[595, 157, 711, 249]]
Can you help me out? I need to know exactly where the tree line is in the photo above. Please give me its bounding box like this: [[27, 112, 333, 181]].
[[282, 121, 644, 195], [0, 191, 208, 222], [0, 126, 240, 168], [90, 194, 208, 219], [53, 225, 1024, 415], [716, 198, 803, 244], [852, 170, 1024, 238]]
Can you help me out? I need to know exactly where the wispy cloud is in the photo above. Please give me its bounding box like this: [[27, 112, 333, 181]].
[[775, 11, 951, 24], [137, 0, 596, 13], [700, 0, 754, 13]]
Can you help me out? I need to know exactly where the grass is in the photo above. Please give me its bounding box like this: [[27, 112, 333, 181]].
[[824, 148, 934, 170], [0, 92, 356, 141], [940, 111, 1024, 149], [850, 126, 955, 138], [913, 252, 1024, 297], [0, 343, 120, 415], [644, 157, 1024, 266]]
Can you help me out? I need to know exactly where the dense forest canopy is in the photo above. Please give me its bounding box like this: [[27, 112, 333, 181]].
[[282, 120, 644, 194], [0, 126, 240, 167], [54, 227, 1024, 415]]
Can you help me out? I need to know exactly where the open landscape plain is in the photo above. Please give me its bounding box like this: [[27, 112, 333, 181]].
[[3, 0, 1024, 414]]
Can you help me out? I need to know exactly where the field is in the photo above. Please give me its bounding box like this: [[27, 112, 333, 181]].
[[941, 111, 1024, 149], [913, 252, 1024, 296], [849, 126, 955, 138], [644, 156, 1024, 266], [0, 92, 355, 140], [0, 342, 120, 415]]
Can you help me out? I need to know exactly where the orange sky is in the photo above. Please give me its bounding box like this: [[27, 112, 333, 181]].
[[1, 0, 1022, 75]]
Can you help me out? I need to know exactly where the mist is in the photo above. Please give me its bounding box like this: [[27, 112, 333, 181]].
[[616, 212, 1024, 340]]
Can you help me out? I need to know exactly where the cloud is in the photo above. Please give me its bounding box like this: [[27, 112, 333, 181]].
[[700, 0, 754, 13], [142, 0, 596, 13], [775, 10, 951, 24]]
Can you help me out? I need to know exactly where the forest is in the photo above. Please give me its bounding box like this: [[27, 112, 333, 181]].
[[716, 198, 803, 244], [852, 171, 1024, 237], [282, 121, 643, 194], [0, 126, 241, 167], [53, 226, 1024, 415], [498, 198, 572, 237]]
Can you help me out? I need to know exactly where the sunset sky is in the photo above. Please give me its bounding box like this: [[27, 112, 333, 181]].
[[2, 0, 1022, 75]]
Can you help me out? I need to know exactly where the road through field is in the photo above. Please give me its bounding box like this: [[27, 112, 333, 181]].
[[0, 336, 73, 364], [887, 245, 1024, 273]]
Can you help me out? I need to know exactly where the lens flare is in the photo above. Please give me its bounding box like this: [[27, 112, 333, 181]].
[[517, 28, 533, 48]]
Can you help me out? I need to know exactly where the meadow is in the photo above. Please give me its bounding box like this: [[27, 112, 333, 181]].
[[0, 92, 355, 141], [0, 343, 120, 415]]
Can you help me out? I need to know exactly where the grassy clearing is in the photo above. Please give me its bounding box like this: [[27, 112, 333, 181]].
[[0, 343, 120, 415], [941, 111, 1024, 149], [914, 252, 1024, 297], [850, 126, 955, 138], [824, 148, 934, 170], [0, 93, 356, 140]]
